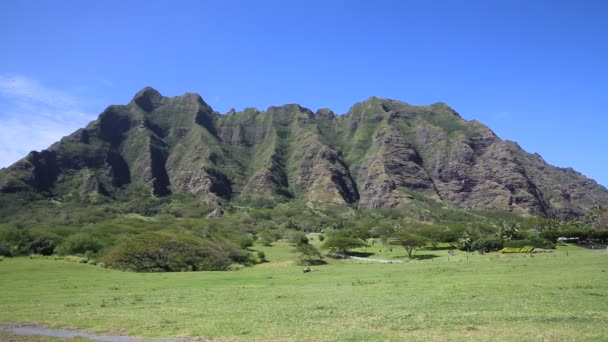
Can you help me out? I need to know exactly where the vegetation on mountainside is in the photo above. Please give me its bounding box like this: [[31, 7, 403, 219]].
[[0, 89, 607, 272], [0, 181, 606, 272], [2, 88, 607, 221]]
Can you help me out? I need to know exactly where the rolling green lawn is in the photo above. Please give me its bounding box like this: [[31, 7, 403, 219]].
[[1, 243, 607, 341]]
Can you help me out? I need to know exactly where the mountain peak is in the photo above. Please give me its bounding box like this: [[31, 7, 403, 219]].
[[429, 102, 461, 117], [132, 86, 165, 111], [1, 92, 606, 219]]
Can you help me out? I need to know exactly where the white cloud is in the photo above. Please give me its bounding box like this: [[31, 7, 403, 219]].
[[0, 75, 78, 108], [0, 75, 96, 168]]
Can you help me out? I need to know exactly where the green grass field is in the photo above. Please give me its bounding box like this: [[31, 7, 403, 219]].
[[1, 242, 607, 341]]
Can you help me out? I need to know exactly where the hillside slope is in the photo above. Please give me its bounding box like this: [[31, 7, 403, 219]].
[[1, 87, 606, 219]]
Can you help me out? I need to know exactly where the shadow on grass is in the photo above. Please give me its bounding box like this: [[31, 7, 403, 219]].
[[412, 254, 440, 260], [347, 251, 375, 258], [393, 254, 440, 260], [300, 260, 328, 266], [420, 246, 457, 251]]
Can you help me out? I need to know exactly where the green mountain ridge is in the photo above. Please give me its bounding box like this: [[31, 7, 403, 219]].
[[1, 87, 607, 219]]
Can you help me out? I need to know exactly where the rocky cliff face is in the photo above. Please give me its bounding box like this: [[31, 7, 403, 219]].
[[1, 87, 606, 219]]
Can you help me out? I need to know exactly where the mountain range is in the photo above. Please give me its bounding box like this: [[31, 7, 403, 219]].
[[1, 87, 606, 219]]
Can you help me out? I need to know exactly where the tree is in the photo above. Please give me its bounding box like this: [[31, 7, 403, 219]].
[[259, 229, 281, 246], [471, 237, 503, 253], [533, 218, 561, 233], [392, 231, 426, 258], [371, 224, 396, 249], [295, 243, 322, 265], [27, 236, 56, 256], [494, 220, 521, 241], [101, 232, 237, 272], [419, 225, 449, 249], [458, 232, 472, 252], [323, 237, 367, 256], [289, 232, 309, 246], [56, 233, 104, 256]]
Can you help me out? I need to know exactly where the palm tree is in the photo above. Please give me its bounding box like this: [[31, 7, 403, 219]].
[[458, 232, 472, 252]]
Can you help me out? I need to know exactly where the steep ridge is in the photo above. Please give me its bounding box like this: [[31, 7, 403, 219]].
[[1, 87, 606, 219]]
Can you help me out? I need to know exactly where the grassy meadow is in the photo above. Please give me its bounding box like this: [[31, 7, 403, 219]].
[[1, 240, 607, 341]]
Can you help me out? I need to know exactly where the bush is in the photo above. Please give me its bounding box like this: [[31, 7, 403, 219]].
[[26, 236, 56, 255], [591, 229, 608, 243], [259, 229, 281, 246], [56, 233, 104, 256], [257, 251, 266, 262], [290, 232, 309, 246], [540, 230, 561, 243], [239, 235, 254, 249], [101, 232, 237, 272], [214, 238, 251, 265], [323, 237, 367, 255], [295, 243, 322, 265], [471, 237, 503, 253], [504, 237, 555, 249], [0, 243, 11, 257], [318, 234, 325, 242]]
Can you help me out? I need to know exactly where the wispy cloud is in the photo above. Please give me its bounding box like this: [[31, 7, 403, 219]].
[[0, 74, 95, 168]]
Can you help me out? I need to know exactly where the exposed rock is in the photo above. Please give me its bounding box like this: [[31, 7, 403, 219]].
[[1, 87, 606, 218], [206, 208, 225, 218], [132, 87, 165, 112]]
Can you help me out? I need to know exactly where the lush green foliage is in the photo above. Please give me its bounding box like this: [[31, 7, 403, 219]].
[[471, 237, 504, 253], [294, 243, 322, 265], [56, 233, 105, 256], [101, 232, 244, 272], [392, 230, 426, 258], [323, 237, 367, 255], [0, 183, 606, 275], [504, 237, 555, 249], [0, 243, 10, 256]]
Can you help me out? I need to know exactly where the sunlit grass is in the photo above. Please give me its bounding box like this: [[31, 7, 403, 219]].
[[1, 243, 607, 341]]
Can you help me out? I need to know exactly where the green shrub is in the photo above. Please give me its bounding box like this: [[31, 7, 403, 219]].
[[290, 232, 309, 246], [318, 234, 325, 242], [539, 230, 561, 243], [26, 236, 56, 256], [295, 243, 322, 265], [101, 232, 237, 272], [504, 238, 555, 249], [471, 237, 503, 253], [257, 251, 266, 262], [56, 233, 104, 256], [323, 237, 367, 255], [542, 228, 592, 242], [0, 243, 11, 257], [214, 238, 251, 265], [591, 229, 608, 243], [239, 235, 254, 249]]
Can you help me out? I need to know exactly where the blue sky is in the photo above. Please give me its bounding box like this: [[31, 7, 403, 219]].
[[1, 0, 607, 187]]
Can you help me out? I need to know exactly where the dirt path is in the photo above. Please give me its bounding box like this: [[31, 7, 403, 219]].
[[0, 324, 207, 342]]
